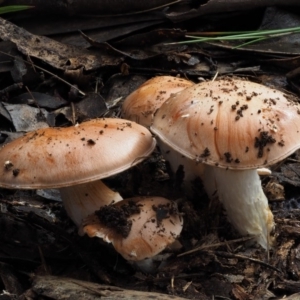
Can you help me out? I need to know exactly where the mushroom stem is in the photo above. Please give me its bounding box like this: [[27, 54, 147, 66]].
[[59, 180, 123, 227], [202, 165, 274, 249], [157, 139, 205, 182], [155, 139, 274, 249]]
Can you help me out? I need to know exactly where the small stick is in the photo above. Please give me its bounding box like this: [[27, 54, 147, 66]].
[[178, 236, 254, 257]]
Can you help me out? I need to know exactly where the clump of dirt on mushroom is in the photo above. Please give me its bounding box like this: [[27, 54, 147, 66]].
[[95, 201, 142, 238]]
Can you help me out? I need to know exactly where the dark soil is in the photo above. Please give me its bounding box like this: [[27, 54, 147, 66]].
[[95, 201, 141, 238]]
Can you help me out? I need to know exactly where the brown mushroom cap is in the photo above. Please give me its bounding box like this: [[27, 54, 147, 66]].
[[151, 78, 300, 169], [122, 76, 194, 127], [82, 196, 183, 261], [0, 118, 156, 189]]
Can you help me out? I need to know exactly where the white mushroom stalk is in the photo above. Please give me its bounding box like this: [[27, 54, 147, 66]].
[[157, 140, 273, 249], [60, 180, 123, 227], [202, 166, 274, 249], [151, 77, 300, 249]]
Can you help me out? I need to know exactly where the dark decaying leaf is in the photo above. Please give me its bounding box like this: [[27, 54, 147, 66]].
[[11, 55, 27, 83], [0, 41, 15, 74], [49, 93, 107, 124], [0, 102, 12, 123], [9, 92, 68, 109], [0, 17, 123, 72], [0, 17, 262, 79], [2, 103, 54, 131], [6, 13, 165, 49], [113, 28, 186, 47], [273, 164, 300, 187], [74, 93, 108, 121], [0, 131, 25, 144], [80, 31, 185, 60], [2, 0, 177, 15], [15, 13, 164, 37], [165, 0, 300, 22], [102, 74, 148, 106], [75, 20, 164, 48], [80, 28, 187, 60]]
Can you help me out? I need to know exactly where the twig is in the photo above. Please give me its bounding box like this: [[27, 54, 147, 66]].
[[146, 273, 207, 283], [70, 101, 76, 125], [207, 250, 282, 274], [0, 50, 86, 96], [38, 245, 50, 275], [178, 236, 254, 257]]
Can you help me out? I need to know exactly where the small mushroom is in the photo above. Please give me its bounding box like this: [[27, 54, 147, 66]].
[[121, 76, 194, 127], [0, 118, 156, 226], [81, 196, 183, 272], [151, 77, 300, 249]]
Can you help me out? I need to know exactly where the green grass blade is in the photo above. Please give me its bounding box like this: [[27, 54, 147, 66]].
[[165, 27, 300, 47], [234, 37, 266, 49], [0, 5, 34, 15]]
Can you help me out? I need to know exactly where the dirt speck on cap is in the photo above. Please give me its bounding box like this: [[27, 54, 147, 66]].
[[95, 201, 141, 238]]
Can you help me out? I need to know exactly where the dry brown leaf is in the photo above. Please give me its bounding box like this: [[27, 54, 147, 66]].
[[0, 18, 122, 72]]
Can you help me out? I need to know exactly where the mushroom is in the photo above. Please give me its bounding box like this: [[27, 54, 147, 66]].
[[121, 76, 194, 127], [151, 77, 300, 249], [122, 75, 269, 181], [81, 196, 183, 272], [0, 118, 156, 226]]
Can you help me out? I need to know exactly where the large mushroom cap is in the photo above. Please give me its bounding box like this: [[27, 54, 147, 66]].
[[121, 76, 194, 127], [82, 196, 183, 261], [0, 118, 156, 189], [151, 78, 300, 169]]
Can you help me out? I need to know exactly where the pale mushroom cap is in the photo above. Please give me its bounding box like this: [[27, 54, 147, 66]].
[[0, 118, 156, 189], [121, 76, 194, 127], [82, 196, 183, 261], [151, 78, 300, 169]]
